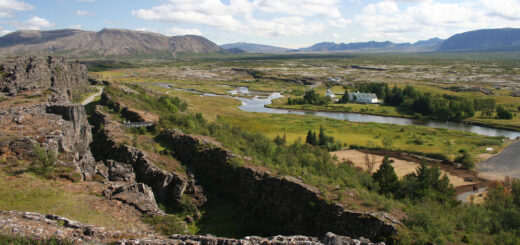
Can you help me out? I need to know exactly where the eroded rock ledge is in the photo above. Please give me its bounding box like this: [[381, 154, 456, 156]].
[[0, 56, 98, 180], [0, 210, 383, 245], [0, 56, 88, 99], [90, 105, 190, 211], [158, 130, 401, 241]]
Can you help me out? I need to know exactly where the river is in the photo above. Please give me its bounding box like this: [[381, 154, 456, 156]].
[[151, 83, 520, 139]]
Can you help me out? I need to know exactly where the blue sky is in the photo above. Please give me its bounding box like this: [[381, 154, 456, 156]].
[[1, 0, 520, 48]]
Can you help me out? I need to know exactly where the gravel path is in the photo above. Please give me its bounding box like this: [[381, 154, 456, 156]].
[[81, 86, 103, 106], [478, 140, 520, 179]]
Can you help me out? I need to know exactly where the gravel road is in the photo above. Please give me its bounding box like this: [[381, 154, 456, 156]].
[[478, 140, 520, 179]]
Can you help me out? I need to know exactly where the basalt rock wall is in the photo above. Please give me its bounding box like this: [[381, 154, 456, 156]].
[[0, 56, 88, 99], [158, 129, 400, 242], [89, 106, 187, 206]]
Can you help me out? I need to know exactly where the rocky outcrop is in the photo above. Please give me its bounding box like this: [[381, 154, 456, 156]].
[[120, 233, 382, 245], [103, 182, 164, 215], [0, 210, 381, 245], [90, 105, 189, 207], [0, 210, 127, 243], [0, 56, 88, 99], [45, 104, 96, 177], [0, 103, 97, 180], [158, 130, 400, 241]]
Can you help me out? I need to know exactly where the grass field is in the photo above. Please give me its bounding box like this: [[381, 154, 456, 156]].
[[146, 85, 503, 160], [90, 51, 520, 160], [0, 172, 134, 230]]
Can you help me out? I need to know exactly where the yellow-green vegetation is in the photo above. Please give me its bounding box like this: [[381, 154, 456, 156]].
[[274, 82, 520, 131], [0, 234, 73, 245], [270, 98, 406, 117], [88, 52, 520, 243], [102, 82, 520, 244], [0, 172, 124, 229], [150, 87, 501, 160]]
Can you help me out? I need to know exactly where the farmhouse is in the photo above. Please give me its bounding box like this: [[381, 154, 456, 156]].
[[325, 88, 336, 99], [349, 91, 380, 104]]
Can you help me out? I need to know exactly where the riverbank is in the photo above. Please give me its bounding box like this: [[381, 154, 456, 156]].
[[267, 101, 520, 135]]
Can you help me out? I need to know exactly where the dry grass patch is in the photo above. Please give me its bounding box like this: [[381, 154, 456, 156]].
[[331, 149, 473, 187]]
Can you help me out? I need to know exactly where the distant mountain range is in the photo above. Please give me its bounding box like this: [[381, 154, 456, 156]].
[[221, 28, 520, 53], [220, 42, 290, 53], [0, 27, 519, 58], [220, 38, 444, 53], [0, 28, 222, 58], [298, 38, 443, 52], [438, 28, 520, 52]]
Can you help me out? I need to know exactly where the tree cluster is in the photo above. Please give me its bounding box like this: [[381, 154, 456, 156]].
[[356, 83, 478, 120], [372, 158, 455, 202], [287, 89, 331, 105], [305, 126, 342, 151]]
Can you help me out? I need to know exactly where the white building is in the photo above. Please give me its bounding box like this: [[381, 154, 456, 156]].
[[349, 91, 380, 104], [326, 88, 336, 99]]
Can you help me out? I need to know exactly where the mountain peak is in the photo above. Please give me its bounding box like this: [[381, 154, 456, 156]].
[[0, 28, 222, 57]]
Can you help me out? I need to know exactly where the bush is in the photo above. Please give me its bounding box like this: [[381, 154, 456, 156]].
[[142, 214, 186, 235], [497, 106, 513, 119], [29, 145, 57, 177], [455, 149, 475, 170]]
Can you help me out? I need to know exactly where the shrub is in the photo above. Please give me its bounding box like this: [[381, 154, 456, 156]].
[[497, 106, 513, 119], [29, 145, 57, 177], [455, 149, 475, 170], [142, 215, 186, 235]]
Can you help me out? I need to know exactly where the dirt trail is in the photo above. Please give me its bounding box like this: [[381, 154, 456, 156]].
[[82, 86, 103, 106]]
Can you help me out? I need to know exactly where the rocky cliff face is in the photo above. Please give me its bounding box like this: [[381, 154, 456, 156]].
[[89, 105, 191, 212], [0, 56, 97, 180], [0, 56, 88, 99], [158, 129, 400, 241]]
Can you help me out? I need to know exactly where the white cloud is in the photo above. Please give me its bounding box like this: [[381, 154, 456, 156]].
[[75, 10, 95, 16], [0, 26, 10, 36], [255, 0, 342, 18], [12, 16, 54, 30], [332, 33, 340, 39], [0, 0, 33, 18], [164, 27, 203, 36], [69, 24, 82, 29], [132, 0, 344, 37], [76, 0, 95, 2], [355, 0, 520, 42], [134, 27, 158, 33]]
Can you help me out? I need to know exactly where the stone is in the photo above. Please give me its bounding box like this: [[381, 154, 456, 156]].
[[106, 160, 136, 182], [103, 182, 164, 215]]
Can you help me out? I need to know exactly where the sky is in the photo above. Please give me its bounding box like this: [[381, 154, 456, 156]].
[[0, 0, 520, 48]]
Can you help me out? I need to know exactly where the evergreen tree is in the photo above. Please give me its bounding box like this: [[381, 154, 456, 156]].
[[306, 130, 317, 145], [372, 156, 399, 195], [398, 161, 455, 201], [318, 126, 326, 146], [311, 131, 317, 146], [339, 90, 349, 104], [306, 130, 313, 145]]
